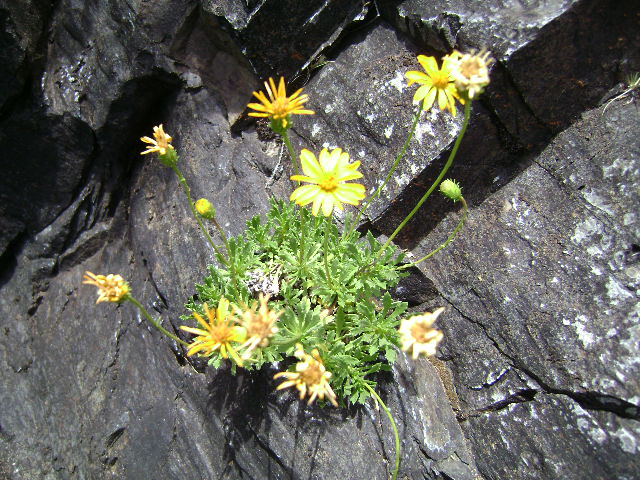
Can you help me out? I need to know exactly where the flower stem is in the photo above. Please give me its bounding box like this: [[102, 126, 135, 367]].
[[399, 197, 468, 268], [281, 129, 300, 178], [126, 295, 189, 346], [298, 208, 307, 276], [171, 166, 230, 265], [346, 104, 423, 240], [377, 101, 472, 258], [362, 382, 401, 480], [323, 218, 334, 289]]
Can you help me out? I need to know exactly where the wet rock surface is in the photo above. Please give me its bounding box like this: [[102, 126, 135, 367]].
[[1, 0, 638, 479]]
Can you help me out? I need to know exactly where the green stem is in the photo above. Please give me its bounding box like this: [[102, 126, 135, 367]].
[[171, 166, 230, 265], [347, 104, 423, 240], [127, 295, 189, 347], [400, 197, 468, 268], [362, 382, 401, 480], [298, 208, 307, 276], [323, 218, 334, 289], [281, 129, 299, 178], [378, 101, 472, 258]]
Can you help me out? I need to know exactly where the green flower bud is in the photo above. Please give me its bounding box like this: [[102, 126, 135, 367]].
[[269, 116, 291, 135], [195, 198, 216, 219], [439, 179, 463, 202], [158, 146, 179, 168]]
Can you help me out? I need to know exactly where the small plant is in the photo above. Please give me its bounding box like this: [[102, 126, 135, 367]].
[[603, 72, 640, 114], [84, 49, 492, 479]]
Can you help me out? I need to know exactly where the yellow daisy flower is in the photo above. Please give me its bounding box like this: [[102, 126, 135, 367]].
[[140, 124, 174, 156], [290, 148, 366, 217], [247, 77, 315, 129], [235, 294, 282, 359], [180, 298, 247, 366], [83, 271, 130, 304], [405, 55, 463, 116], [274, 344, 338, 406], [399, 307, 445, 359]]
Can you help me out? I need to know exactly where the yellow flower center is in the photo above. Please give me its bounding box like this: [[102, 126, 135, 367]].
[[319, 175, 339, 191], [432, 70, 451, 89], [272, 97, 291, 118], [460, 58, 482, 79], [211, 324, 236, 344], [411, 323, 434, 342], [300, 361, 324, 385]]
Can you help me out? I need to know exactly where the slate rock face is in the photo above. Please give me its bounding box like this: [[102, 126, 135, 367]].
[[1, 0, 639, 479], [201, 0, 369, 78], [414, 97, 640, 480]]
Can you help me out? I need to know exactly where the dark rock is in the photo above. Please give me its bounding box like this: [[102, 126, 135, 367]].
[[201, 0, 370, 78], [414, 96, 640, 479], [1, 0, 639, 478], [0, 0, 53, 111]]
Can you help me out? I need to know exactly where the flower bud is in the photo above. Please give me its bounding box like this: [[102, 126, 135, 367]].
[[195, 198, 216, 219], [158, 146, 178, 168], [440, 179, 463, 202]]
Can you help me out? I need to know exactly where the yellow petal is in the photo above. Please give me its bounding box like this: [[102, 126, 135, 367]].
[[179, 326, 209, 336], [192, 311, 211, 331], [277, 77, 286, 98], [405, 70, 429, 85], [311, 197, 322, 216], [417, 55, 439, 76], [321, 195, 335, 216], [422, 88, 437, 111], [299, 149, 323, 178], [413, 84, 431, 103]]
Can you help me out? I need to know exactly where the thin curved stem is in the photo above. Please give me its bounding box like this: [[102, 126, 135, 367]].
[[323, 218, 334, 289], [377, 101, 472, 258], [346, 104, 423, 240], [281, 129, 300, 178], [362, 382, 401, 480], [127, 295, 189, 347], [171, 166, 230, 265], [399, 197, 468, 268], [298, 208, 307, 276]]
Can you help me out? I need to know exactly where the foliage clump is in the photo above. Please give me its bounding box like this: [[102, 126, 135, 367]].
[[185, 200, 408, 404]]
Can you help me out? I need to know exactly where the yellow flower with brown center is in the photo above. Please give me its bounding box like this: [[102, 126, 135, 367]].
[[399, 307, 445, 359], [274, 344, 338, 406], [180, 298, 247, 366], [83, 271, 130, 304], [448, 49, 493, 100], [290, 148, 366, 217], [140, 124, 174, 156], [405, 55, 463, 116], [235, 294, 282, 359], [247, 77, 315, 129]]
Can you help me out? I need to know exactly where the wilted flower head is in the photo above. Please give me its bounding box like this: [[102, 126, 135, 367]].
[[290, 148, 366, 217], [83, 271, 130, 304], [180, 298, 247, 366], [274, 344, 338, 406], [235, 294, 282, 359], [247, 77, 315, 130], [140, 124, 174, 156], [399, 308, 445, 359], [405, 54, 463, 116], [448, 49, 493, 100]]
